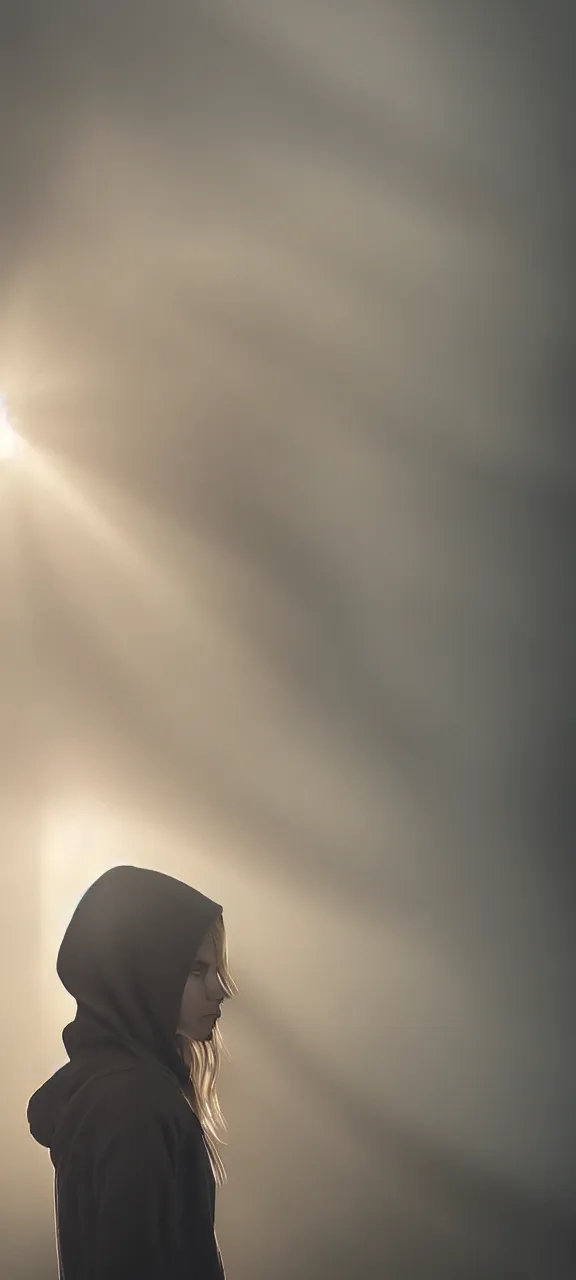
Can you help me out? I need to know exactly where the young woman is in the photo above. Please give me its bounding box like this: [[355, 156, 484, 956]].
[[27, 864, 237, 1279]]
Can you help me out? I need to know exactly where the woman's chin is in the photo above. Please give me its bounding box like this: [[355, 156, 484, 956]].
[[188, 1024, 214, 1043], [178, 1017, 217, 1043]]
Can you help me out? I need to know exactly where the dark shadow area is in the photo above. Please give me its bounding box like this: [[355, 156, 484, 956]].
[[0, 1, 84, 291]]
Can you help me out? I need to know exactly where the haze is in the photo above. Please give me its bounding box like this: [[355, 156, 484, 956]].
[[1, 3, 575, 1277]]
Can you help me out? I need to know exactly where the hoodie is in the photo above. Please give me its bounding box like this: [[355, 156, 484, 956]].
[[27, 865, 226, 1280]]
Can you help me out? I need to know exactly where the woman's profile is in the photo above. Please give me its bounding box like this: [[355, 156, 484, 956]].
[[27, 864, 237, 1279]]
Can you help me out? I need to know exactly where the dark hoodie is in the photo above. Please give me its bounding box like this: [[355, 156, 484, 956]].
[[27, 865, 226, 1280]]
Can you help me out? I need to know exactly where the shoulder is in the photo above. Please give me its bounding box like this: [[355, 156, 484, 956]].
[[68, 1057, 197, 1140]]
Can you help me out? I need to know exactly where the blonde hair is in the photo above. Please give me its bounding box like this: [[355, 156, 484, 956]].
[[176, 913, 238, 1186]]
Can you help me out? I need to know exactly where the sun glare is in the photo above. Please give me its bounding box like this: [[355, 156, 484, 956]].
[[0, 395, 23, 462]]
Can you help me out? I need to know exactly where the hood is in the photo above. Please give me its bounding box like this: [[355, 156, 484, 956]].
[[28, 865, 222, 1149], [27, 1062, 79, 1149]]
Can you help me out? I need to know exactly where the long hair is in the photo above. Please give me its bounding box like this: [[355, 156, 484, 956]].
[[176, 913, 238, 1186]]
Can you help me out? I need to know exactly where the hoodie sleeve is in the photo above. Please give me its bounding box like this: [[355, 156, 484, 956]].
[[89, 1086, 182, 1280]]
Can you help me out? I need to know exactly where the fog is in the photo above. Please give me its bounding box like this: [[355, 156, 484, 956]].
[[1, 2, 575, 1277]]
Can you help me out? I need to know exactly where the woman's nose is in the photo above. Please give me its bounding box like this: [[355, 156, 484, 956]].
[[206, 973, 225, 1000]]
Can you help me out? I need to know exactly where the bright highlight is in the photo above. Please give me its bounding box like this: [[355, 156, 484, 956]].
[[0, 396, 23, 462]]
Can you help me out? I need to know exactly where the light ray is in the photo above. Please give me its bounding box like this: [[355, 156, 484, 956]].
[[0, 395, 24, 463]]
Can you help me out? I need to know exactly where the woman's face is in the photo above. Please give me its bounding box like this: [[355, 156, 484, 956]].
[[176, 929, 226, 1042]]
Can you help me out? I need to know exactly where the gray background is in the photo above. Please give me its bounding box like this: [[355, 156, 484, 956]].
[[1, 2, 575, 1276]]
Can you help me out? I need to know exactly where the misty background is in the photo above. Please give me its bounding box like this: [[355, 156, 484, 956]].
[[1, 2, 575, 1277]]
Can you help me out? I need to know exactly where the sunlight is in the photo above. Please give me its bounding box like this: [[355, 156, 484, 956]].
[[0, 396, 23, 463]]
